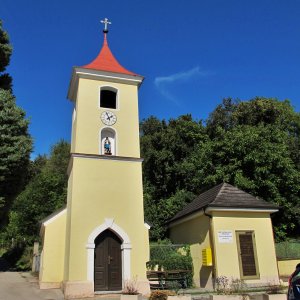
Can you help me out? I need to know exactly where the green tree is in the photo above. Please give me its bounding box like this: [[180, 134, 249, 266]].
[[206, 97, 238, 136], [4, 141, 70, 244], [141, 114, 206, 199], [192, 97, 300, 239], [0, 20, 32, 228], [0, 20, 12, 91], [141, 115, 206, 239], [207, 97, 300, 168], [145, 189, 195, 240], [0, 89, 32, 228], [142, 98, 300, 241], [183, 125, 300, 240]]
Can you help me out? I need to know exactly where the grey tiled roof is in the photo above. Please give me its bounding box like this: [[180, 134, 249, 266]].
[[169, 183, 278, 223]]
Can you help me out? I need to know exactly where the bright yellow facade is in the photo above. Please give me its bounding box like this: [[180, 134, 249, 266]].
[[277, 259, 300, 277], [39, 209, 66, 288], [169, 213, 213, 289], [169, 209, 279, 289], [71, 78, 141, 157], [211, 211, 279, 285], [40, 31, 150, 298], [64, 157, 149, 281]]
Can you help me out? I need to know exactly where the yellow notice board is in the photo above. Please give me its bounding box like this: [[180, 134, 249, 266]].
[[202, 248, 212, 266]]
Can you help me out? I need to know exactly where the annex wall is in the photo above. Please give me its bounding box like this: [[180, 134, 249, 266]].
[[169, 214, 213, 289], [211, 211, 279, 285]]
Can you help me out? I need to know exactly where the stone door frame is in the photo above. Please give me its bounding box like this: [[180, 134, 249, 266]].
[[86, 218, 132, 287]]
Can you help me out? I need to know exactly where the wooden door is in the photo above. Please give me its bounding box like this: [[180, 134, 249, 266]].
[[94, 230, 122, 291], [236, 231, 259, 279]]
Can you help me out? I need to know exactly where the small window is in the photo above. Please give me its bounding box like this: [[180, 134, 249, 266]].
[[236, 231, 259, 279], [100, 89, 117, 109]]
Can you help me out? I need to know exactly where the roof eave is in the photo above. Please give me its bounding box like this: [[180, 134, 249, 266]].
[[168, 204, 279, 227], [39, 207, 67, 237], [205, 206, 279, 214], [67, 67, 144, 102], [168, 210, 205, 228]]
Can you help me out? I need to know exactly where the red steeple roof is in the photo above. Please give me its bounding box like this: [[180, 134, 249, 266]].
[[82, 33, 137, 76]]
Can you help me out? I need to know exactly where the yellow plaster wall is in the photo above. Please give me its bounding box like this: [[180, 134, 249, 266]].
[[73, 78, 140, 157], [64, 157, 148, 281], [277, 259, 300, 277], [40, 211, 66, 284], [169, 215, 213, 288], [211, 211, 279, 284], [64, 168, 73, 280]]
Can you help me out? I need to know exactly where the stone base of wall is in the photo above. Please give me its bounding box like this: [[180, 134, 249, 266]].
[[62, 279, 149, 298], [169, 295, 192, 300], [63, 280, 94, 299], [210, 294, 287, 300], [39, 281, 61, 289], [137, 279, 151, 296]]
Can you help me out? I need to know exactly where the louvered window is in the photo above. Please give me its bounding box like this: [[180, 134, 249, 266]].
[[236, 231, 259, 279]]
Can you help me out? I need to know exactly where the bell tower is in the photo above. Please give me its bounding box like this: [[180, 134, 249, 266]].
[[63, 19, 150, 298]]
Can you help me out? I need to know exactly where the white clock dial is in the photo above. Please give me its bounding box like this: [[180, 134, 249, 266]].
[[101, 111, 117, 126]]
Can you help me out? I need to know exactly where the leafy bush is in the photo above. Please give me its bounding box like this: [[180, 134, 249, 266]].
[[15, 245, 33, 270], [147, 240, 193, 287], [215, 276, 248, 295], [0, 243, 34, 271], [167, 281, 181, 294], [231, 278, 247, 294], [122, 277, 139, 295], [149, 290, 174, 300], [215, 276, 230, 294]]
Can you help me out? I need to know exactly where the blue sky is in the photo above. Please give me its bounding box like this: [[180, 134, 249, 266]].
[[1, 0, 300, 158]]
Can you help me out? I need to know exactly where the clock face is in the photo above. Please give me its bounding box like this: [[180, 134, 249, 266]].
[[101, 111, 117, 126]]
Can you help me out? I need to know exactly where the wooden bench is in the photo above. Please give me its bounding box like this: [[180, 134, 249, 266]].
[[147, 270, 190, 289]]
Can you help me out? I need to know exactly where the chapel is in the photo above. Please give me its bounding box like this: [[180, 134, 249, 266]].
[[39, 19, 150, 299], [168, 182, 279, 289]]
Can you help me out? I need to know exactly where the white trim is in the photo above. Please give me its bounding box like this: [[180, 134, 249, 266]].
[[168, 207, 278, 228], [72, 107, 76, 123], [168, 210, 204, 228], [77, 70, 143, 85], [205, 207, 279, 213], [86, 218, 132, 285], [70, 153, 143, 162], [67, 68, 143, 103], [144, 222, 151, 230], [99, 85, 120, 111], [43, 208, 67, 226], [67, 154, 143, 175]]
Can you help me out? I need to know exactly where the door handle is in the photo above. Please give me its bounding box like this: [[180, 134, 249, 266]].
[[108, 255, 113, 265]]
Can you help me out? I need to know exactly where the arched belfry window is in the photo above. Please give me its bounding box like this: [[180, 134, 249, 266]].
[[100, 87, 117, 109], [100, 128, 116, 155]]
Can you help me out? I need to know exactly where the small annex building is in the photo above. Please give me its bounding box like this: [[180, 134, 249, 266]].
[[168, 183, 279, 289], [39, 20, 150, 299]]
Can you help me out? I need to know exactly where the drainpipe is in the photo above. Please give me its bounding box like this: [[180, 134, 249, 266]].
[[204, 207, 216, 290]]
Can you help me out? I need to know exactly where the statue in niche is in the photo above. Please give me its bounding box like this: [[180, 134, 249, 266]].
[[104, 137, 112, 155]]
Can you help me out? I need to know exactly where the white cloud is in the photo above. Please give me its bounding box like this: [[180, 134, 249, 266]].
[[154, 67, 211, 105]]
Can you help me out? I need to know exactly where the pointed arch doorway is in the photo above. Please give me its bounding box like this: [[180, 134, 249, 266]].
[[94, 230, 122, 291]]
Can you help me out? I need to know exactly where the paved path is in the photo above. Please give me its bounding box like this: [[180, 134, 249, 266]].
[[0, 272, 124, 300], [0, 272, 64, 300]]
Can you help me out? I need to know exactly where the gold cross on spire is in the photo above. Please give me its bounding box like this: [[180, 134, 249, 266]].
[[101, 18, 111, 33]]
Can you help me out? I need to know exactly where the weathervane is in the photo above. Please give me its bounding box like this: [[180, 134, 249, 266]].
[[101, 18, 111, 33]]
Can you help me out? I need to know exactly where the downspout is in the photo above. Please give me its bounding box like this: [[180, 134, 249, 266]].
[[204, 207, 216, 289]]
